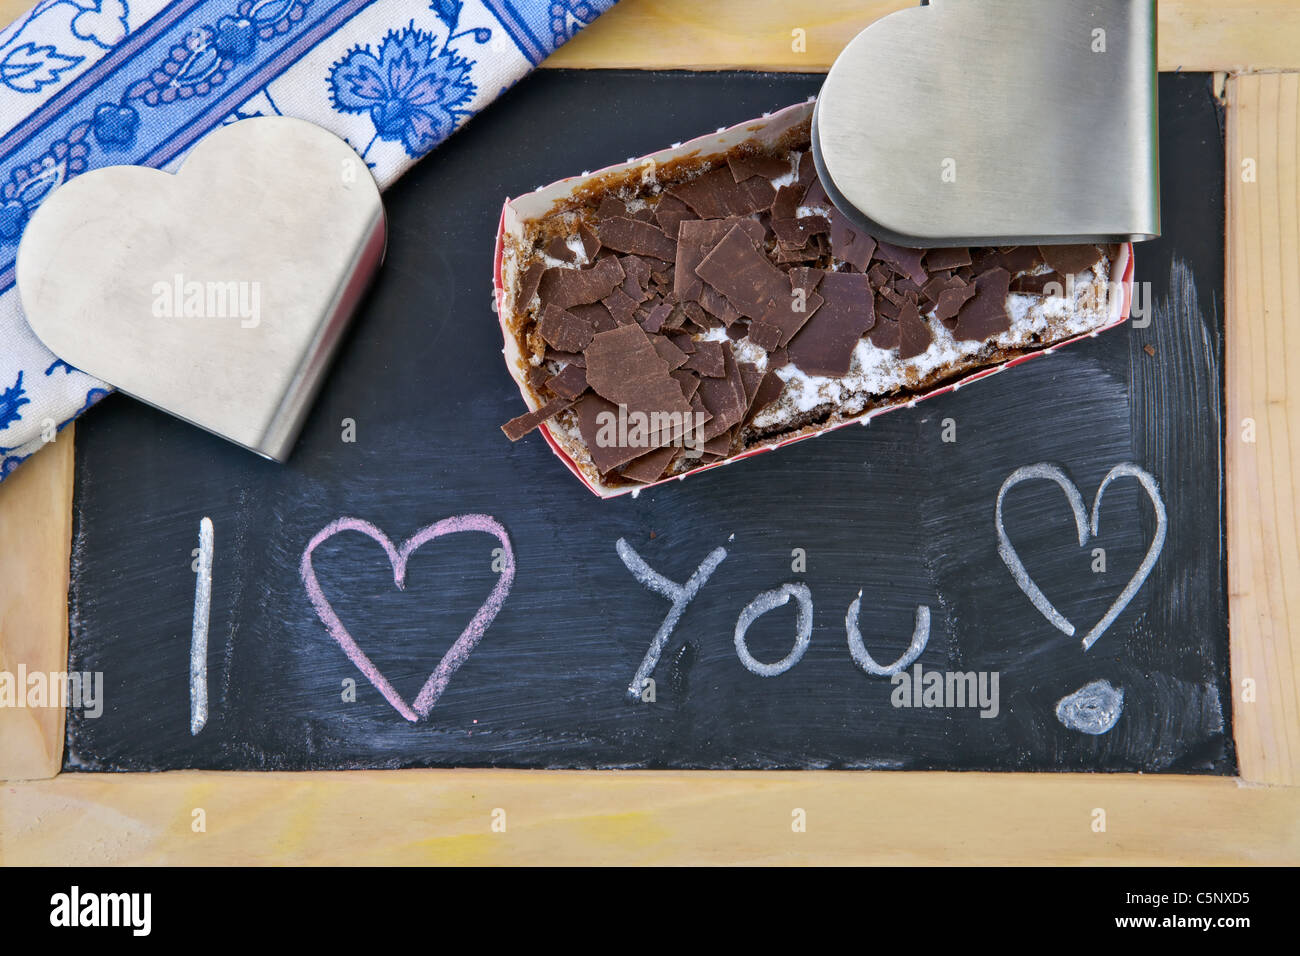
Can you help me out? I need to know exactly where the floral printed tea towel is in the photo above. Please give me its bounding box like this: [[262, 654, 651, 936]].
[[0, 0, 617, 479]]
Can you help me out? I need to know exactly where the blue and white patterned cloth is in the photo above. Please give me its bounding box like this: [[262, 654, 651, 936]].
[[0, 0, 617, 479]]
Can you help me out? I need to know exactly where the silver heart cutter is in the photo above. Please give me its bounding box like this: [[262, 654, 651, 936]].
[[812, 0, 1161, 247]]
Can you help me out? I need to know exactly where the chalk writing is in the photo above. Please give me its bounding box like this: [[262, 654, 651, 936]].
[[846, 596, 930, 676], [733, 583, 813, 677], [300, 515, 515, 722], [616, 537, 726, 701], [996, 462, 1167, 650], [190, 516, 213, 736]]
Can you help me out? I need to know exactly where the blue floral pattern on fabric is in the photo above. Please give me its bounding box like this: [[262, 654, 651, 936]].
[[0, 0, 620, 480], [329, 23, 475, 158]]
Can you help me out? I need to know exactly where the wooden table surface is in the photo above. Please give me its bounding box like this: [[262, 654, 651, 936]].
[[1, 0, 1298, 865]]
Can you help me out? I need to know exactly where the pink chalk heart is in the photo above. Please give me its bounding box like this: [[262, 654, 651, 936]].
[[300, 515, 515, 722]]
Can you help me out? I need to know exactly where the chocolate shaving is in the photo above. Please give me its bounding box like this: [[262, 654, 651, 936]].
[[537, 303, 595, 352], [932, 282, 977, 322], [514, 261, 545, 315], [596, 196, 627, 220], [746, 369, 786, 424], [772, 216, 829, 249], [696, 343, 748, 440], [683, 339, 725, 377], [1010, 272, 1066, 295], [653, 194, 696, 238], [569, 301, 617, 332], [545, 363, 589, 400], [897, 296, 931, 360], [546, 235, 577, 263], [924, 247, 971, 271], [695, 223, 788, 319], [1039, 244, 1104, 276], [602, 287, 640, 326], [828, 210, 876, 271], [578, 223, 601, 259], [621, 445, 678, 483], [953, 268, 1012, 341], [675, 218, 763, 303], [785, 273, 875, 376], [641, 300, 674, 333], [598, 216, 678, 262], [502, 397, 572, 441], [771, 184, 803, 221], [868, 315, 899, 350], [669, 167, 776, 218], [873, 240, 927, 285], [538, 257, 625, 310], [727, 152, 791, 182], [651, 334, 690, 371]]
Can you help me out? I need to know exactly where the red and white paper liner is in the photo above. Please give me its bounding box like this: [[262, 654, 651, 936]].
[[493, 100, 1135, 499]]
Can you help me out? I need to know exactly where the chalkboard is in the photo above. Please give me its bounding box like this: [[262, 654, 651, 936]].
[[65, 70, 1232, 773]]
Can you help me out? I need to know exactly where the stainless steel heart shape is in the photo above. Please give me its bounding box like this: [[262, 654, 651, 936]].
[[16, 117, 386, 461], [995, 462, 1167, 650]]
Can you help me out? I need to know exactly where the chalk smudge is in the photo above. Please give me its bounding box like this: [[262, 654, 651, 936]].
[[1056, 679, 1124, 734]]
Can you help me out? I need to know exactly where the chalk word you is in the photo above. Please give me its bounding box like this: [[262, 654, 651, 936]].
[[617, 537, 931, 700], [300, 515, 515, 722]]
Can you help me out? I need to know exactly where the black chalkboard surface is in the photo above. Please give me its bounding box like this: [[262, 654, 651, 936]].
[[65, 71, 1233, 773]]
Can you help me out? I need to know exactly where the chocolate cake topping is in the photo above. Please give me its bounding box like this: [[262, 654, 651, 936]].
[[602, 287, 640, 326], [1039, 244, 1104, 276], [546, 235, 577, 263], [544, 363, 589, 401], [924, 247, 972, 271], [874, 240, 927, 286], [694, 223, 788, 319], [537, 303, 595, 352], [514, 260, 545, 314], [828, 211, 876, 271], [501, 397, 573, 441], [786, 272, 875, 377], [728, 152, 792, 182], [653, 194, 696, 238], [953, 267, 1012, 341], [595, 195, 627, 220], [670, 167, 777, 219], [1010, 272, 1066, 295], [621, 444, 679, 483], [897, 296, 932, 360], [932, 282, 977, 321], [569, 301, 617, 333], [641, 300, 674, 333], [538, 256, 625, 310], [772, 216, 830, 249], [598, 216, 678, 261], [507, 135, 1117, 490], [771, 184, 803, 221], [696, 345, 748, 440], [683, 339, 726, 377]]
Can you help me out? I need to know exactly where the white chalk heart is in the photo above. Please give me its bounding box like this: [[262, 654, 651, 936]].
[[15, 117, 386, 461], [995, 463, 1167, 650]]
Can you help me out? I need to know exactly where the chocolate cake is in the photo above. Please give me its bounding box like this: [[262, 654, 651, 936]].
[[499, 118, 1124, 494]]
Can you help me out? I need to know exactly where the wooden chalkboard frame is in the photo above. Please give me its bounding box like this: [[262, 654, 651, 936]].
[[2, 1, 1298, 864]]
